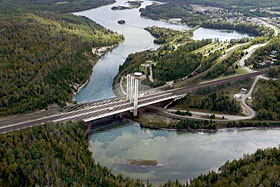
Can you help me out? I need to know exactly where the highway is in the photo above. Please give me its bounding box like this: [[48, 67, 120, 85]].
[[0, 70, 267, 134]]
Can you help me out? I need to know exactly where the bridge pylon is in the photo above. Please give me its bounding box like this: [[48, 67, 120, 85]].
[[126, 74, 139, 116]]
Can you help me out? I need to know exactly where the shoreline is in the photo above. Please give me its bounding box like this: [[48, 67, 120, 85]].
[[72, 43, 122, 102]]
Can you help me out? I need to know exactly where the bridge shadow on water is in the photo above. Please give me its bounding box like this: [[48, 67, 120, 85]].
[[86, 114, 127, 135]]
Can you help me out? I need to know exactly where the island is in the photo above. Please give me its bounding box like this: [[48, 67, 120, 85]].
[[111, 1, 142, 10]]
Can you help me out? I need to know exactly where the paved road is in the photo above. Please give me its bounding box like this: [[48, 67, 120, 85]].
[[166, 75, 260, 121], [0, 70, 266, 134]]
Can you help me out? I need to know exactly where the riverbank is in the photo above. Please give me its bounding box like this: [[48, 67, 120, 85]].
[[2, 120, 280, 186], [132, 108, 280, 131], [0, 0, 124, 116], [72, 43, 122, 102]]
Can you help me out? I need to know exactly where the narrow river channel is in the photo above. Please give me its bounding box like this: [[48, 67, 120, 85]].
[[74, 0, 249, 102], [72, 0, 278, 184]]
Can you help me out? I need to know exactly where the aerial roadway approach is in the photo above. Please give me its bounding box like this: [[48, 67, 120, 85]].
[[0, 70, 266, 134]]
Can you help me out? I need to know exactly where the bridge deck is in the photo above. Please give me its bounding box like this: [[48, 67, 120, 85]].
[[0, 70, 266, 133]]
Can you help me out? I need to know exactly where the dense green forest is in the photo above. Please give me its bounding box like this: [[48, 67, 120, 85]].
[[183, 93, 241, 114], [173, 86, 241, 115], [0, 0, 123, 115], [254, 79, 280, 120], [145, 26, 192, 44], [0, 13, 123, 115], [0, 0, 115, 13], [204, 49, 243, 80], [0, 122, 149, 186], [171, 79, 252, 115], [140, 1, 205, 26], [117, 39, 215, 87], [268, 67, 280, 79]]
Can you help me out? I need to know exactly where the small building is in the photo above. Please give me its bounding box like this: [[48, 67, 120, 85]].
[[240, 88, 247, 94], [271, 50, 277, 55], [234, 94, 241, 100], [134, 72, 143, 77], [141, 64, 150, 68], [133, 72, 146, 81], [258, 62, 265, 66]]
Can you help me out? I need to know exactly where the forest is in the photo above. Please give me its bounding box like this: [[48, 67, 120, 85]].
[[0, 122, 149, 186], [0, 0, 115, 13], [254, 79, 280, 120], [174, 87, 241, 115], [204, 50, 243, 80], [117, 39, 214, 87], [185, 93, 241, 115], [140, 1, 205, 26], [145, 26, 192, 44], [0, 1, 123, 115], [268, 67, 280, 79]]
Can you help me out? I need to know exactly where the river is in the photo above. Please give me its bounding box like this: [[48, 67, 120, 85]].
[[72, 0, 276, 184], [90, 122, 280, 184], [73, 0, 250, 102]]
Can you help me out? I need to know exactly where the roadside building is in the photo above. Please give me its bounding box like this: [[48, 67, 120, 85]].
[[240, 88, 247, 94], [234, 94, 241, 100]]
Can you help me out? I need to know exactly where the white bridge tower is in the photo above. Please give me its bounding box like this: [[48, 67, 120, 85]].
[[126, 74, 139, 116]]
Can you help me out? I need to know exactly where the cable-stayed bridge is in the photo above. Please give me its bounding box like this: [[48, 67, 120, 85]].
[[0, 70, 266, 133]]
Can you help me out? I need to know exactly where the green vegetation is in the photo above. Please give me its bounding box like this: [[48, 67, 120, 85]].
[[0, 0, 115, 13], [155, 0, 280, 9], [0, 0, 124, 116], [181, 147, 280, 187], [0, 122, 149, 186], [117, 38, 217, 87], [2, 120, 280, 186], [112, 1, 142, 10], [175, 110, 192, 116], [152, 46, 202, 83], [268, 67, 280, 79], [173, 119, 217, 130], [140, 0, 280, 27], [246, 38, 280, 68], [140, 1, 205, 26], [145, 26, 192, 44], [177, 93, 241, 115], [204, 49, 244, 79], [254, 79, 280, 120], [171, 79, 252, 115]]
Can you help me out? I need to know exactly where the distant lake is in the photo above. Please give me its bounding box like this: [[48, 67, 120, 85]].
[[193, 27, 253, 41]]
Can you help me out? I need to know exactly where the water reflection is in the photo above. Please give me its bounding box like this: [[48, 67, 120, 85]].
[[89, 122, 280, 184]]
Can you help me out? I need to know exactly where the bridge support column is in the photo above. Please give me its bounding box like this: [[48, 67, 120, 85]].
[[133, 109, 137, 117], [126, 74, 130, 100], [133, 79, 139, 117], [130, 76, 135, 103]]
